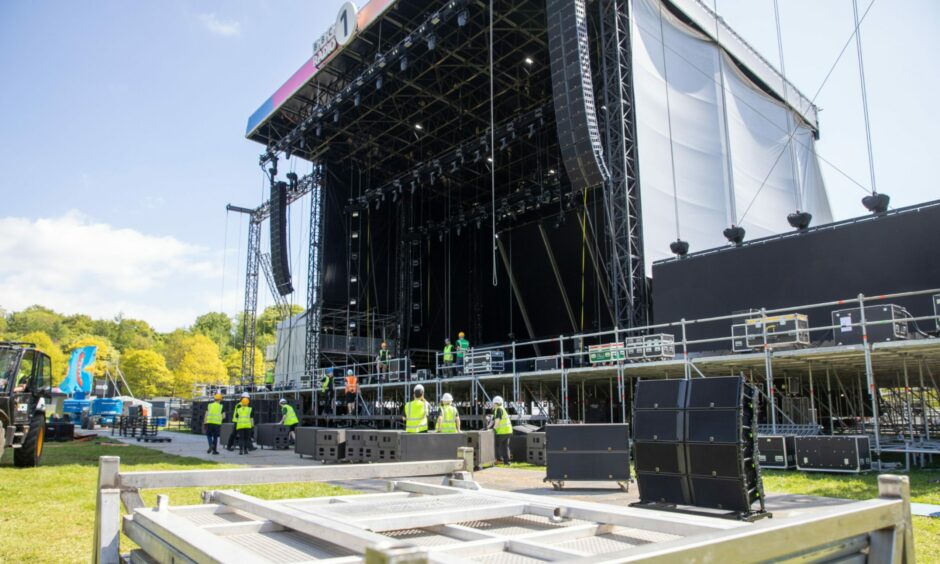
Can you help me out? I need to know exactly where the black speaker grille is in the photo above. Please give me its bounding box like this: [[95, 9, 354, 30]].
[[635, 379, 687, 409], [635, 442, 686, 474], [633, 410, 684, 442], [270, 181, 294, 295]]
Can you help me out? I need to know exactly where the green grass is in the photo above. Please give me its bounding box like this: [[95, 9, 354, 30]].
[[0, 436, 354, 563], [506, 462, 940, 560]]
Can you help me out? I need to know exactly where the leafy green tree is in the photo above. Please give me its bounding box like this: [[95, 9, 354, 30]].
[[0, 307, 8, 335], [113, 317, 157, 352], [121, 349, 173, 398], [7, 305, 68, 342], [193, 312, 234, 351], [171, 334, 227, 398], [67, 335, 119, 379], [20, 331, 68, 384], [222, 346, 264, 383], [62, 314, 94, 340]]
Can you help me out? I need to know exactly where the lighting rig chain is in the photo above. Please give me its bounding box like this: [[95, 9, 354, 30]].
[[260, 0, 472, 166]]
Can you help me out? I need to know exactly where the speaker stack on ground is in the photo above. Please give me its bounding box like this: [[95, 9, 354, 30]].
[[545, 424, 630, 489], [758, 435, 796, 469], [794, 435, 871, 473], [633, 376, 767, 519], [526, 432, 546, 465]]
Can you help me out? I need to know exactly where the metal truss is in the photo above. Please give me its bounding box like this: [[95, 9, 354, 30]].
[[304, 165, 325, 381], [599, 0, 648, 329], [239, 218, 261, 385]]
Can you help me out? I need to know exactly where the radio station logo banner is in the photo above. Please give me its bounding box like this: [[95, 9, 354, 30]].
[[59, 346, 98, 394]]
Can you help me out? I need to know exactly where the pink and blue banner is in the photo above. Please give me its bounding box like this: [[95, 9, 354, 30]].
[[59, 346, 97, 395]]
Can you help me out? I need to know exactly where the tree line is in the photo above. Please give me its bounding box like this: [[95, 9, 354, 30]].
[[0, 304, 303, 399]]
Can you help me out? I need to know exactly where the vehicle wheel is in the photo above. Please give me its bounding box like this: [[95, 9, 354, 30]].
[[14, 414, 46, 468]]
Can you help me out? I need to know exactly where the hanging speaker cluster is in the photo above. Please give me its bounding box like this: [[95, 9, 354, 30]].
[[546, 0, 609, 192], [269, 181, 294, 296]]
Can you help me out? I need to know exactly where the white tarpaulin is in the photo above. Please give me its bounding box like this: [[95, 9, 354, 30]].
[[630, 0, 832, 269]]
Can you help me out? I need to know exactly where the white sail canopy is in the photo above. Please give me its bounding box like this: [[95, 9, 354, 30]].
[[630, 0, 833, 270]]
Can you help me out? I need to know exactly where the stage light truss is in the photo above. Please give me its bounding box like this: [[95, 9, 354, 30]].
[[343, 105, 548, 208], [261, 0, 472, 166]]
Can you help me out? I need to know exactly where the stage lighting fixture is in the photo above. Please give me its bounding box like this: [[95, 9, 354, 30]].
[[548, 169, 556, 176], [334, 110, 340, 123], [354, 93, 361, 107], [410, 180, 417, 194], [476, 219, 482, 229], [862, 192, 890, 214], [400, 56, 409, 72], [670, 239, 690, 257], [450, 160, 459, 173], [524, 56, 534, 65], [486, 156, 494, 163], [414, 123, 423, 131], [376, 74, 384, 90], [528, 123, 536, 139], [285, 147, 292, 159], [427, 33, 437, 50], [787, 210, 813, 230], [268, 166, 277, 178], [499, 137, 508, 151], [723, 225, 746, 245], [316, 124, 323, 137], [457, 9, 469, 27], [473, 150, 482, 163]]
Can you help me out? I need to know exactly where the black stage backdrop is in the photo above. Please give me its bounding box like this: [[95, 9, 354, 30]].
[[652, 201, 940, 351]]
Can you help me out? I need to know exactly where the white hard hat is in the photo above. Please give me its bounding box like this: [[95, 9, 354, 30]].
[[492, 396, 504, 405], [279, 399, 287, 404], [347, 369, 354, 375], [441, 393, 453, 403], [414, 384, 425, 393], [241, 392, 250, 399]]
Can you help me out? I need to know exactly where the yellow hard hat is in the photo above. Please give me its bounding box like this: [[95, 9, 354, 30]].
[[214, 393, 222, 401], [458, 331, 465, 338]]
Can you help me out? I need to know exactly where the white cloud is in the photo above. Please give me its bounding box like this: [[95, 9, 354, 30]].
[[197, 13, 242, 37], [0, 211, 227, 331]]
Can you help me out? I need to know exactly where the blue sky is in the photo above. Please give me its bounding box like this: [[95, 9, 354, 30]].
[[0, 0, 937, 331]]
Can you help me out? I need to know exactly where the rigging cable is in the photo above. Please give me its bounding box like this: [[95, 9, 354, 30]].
[[489, 0, 498, 287], [220, 209, 229, 312], [735, 0, 877, 224], [773, 0, 805, 211], [853, 0, 878, 195], [656, 1, 682, 240]]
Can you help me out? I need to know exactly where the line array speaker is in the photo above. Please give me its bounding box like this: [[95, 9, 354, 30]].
[[546, 0, 609, 192], [270, 181, 294, 295], [633, 376, 765, 515]]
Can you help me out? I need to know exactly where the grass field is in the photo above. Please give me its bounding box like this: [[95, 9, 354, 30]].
[[1, 440, 937, 562], [0, 437, 353, 563]]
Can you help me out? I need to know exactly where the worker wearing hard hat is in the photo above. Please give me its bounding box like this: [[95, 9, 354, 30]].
[[376, 341, 391, 381], [456, 332, 470, 374], [233, 393, 254, 455], [320, 367, 334, 415], [436, 393, 461, 433], [488, 396, 512, 465], [404, 384, 430, 433], [442, 338, 455, 377], [278, 398, 300, 444], [345, 369, 359, 416], [204, 393, 224, 455]]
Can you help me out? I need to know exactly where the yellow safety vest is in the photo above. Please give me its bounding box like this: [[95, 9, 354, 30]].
[[234, 406, 253, 430], [405, 399, 428, 433], [205, 402, 223, 425], [494, 406, 512, 435], [282, 404, 299, 426], [438, 404, 458, 433]]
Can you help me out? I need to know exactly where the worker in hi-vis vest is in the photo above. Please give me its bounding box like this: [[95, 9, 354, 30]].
[[456, 332, 470, 374], [404, 384, 430, 433], [376, 341, 391, 381], [436, 393, 461, 433], [233, 393, 254, 455], [345, 369, 358, 416], [320, 368, 334, 415], [278, 398, 299, 444], [204, 393, 224, 455], [489, 395, 512, 465], [442, 338, 455, 377]]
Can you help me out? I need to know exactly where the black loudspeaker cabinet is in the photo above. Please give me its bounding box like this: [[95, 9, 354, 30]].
[[831, 304, 910, 345], [295, 427, 318, 457], [633, 410, 684, 442], [635, 378, 687, 409], [635, 442, 686, 475], [686, 410, 750, 444], [269, 180, 294, 295], [795, 435, 872, 473], [636, 474, 691, 505], [545, 424, 630, 483], [689, 476, 762, 513], [687, 376, 748, 409], [758, 435, 796, 469]]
